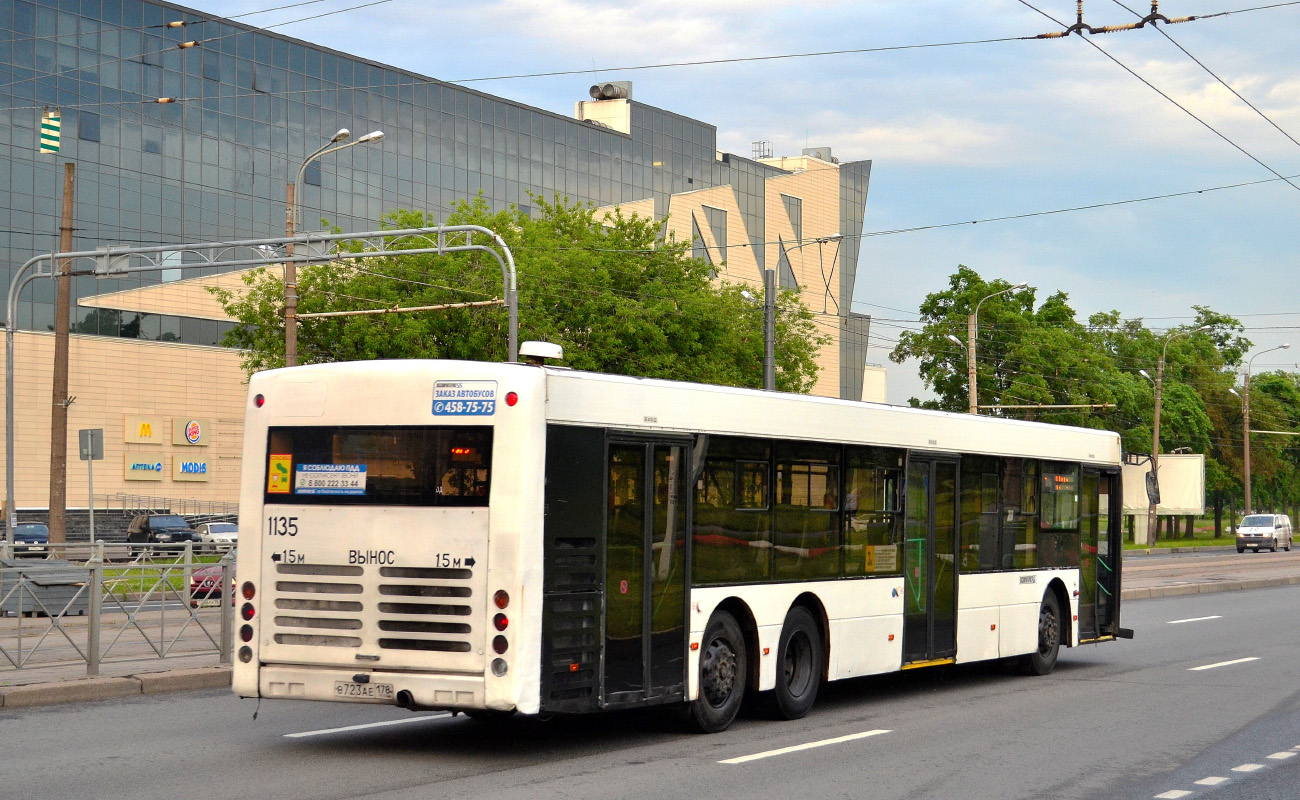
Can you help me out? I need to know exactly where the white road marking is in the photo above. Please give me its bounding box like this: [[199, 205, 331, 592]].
[[1194, 777, 1228, 786], [1267, 751, 1296, 760], [1154, 791, 1191, 799], [718, 729, 892, 764], [1188, 657, 1259, 671], [285, 713, 450, 738], [1231, 763, 1264, 772], [1168, 615, 1222, 624]]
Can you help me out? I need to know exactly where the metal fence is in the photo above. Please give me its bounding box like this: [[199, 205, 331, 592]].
[[0, 543, 233, 676]]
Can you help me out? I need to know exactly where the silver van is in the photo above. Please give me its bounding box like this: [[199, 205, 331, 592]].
[[1235, 513, 1293, 553]]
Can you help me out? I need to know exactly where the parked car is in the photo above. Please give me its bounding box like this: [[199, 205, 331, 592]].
[[193, 521, 238, 553], [189, 550, 236, 606], [12, 522, 50, 557], [126, 514, 197, 549], [1236, 513, 1293, 553]]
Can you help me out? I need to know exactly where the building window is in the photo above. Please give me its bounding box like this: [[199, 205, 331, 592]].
[[703, 206, 726, 262], [304, 160, 321, 187], [781, 194, 802, 243], [79, 111, 100, 142]]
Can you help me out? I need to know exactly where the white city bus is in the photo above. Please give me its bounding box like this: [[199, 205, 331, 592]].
[[232, 359, 1127, 732]]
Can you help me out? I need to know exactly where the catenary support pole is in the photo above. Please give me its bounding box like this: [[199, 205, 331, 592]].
[[49, 163, 74, 545]]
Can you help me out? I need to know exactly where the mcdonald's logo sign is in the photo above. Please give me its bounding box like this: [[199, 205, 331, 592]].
[[124, 416, 164, 444]]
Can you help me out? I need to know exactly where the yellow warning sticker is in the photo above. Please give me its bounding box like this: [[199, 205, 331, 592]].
[[268, 453, 292, 494]]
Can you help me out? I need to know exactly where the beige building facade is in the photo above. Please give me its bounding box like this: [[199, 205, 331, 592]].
[[2, 330, 247, 512]]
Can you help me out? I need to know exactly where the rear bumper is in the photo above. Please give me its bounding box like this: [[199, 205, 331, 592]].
[[256, 665, 490, 710]]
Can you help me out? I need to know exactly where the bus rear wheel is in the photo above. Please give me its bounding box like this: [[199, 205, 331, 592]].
[[767, 606, 823, 720], [690, 611, 747, 733], [1024, 592, 1061, 676]]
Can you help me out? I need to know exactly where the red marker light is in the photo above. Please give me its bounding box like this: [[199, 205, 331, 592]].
[[505, 392, 518, 407], [254, 394, 265, 407], [494, 613, 509, 631], [493, 590, 509, 609]]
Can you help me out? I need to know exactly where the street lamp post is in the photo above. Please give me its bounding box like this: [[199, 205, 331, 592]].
[[964, 282, 1026, 414], [285, 129, 384, 366], [1143, 324, 1211, 543], [1242, 343, 1290, 514]]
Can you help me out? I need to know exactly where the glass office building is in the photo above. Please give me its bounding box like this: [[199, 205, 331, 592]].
[[1, 0, 871, 397]]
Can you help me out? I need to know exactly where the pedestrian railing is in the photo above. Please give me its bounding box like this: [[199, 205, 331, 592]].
[[0, 543, 233, 676]]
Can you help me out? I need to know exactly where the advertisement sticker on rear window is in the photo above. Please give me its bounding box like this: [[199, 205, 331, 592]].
[[294, 463, 367, 495], [433, 380, 497, 416], [267, 453, 292, 494]]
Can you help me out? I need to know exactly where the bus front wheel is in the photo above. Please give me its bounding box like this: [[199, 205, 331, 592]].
[[1024, 592, 1061, 676], [690, 611, 747, 733]]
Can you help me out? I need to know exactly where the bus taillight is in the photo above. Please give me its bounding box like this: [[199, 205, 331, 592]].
[[505, 392, 518, 406], [493, 613, 508, 631], [240, 602, 255, 621], [242, 581, 255, 600], [493, 589, 509, 609], [492, 635, 509, 654], [254, 394, 265, 407], [240, 624, 254, 642]]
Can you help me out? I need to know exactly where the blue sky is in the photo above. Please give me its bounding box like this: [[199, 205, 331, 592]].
[[209, 0, 1300, 402]]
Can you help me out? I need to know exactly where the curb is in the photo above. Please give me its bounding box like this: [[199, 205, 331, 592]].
[[0, 666, 230, 710], [1121, 575, 1300, 601], [1124, 546, 1237, 556]]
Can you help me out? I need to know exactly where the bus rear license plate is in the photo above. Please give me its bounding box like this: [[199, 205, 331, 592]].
[[334, 681, 394, 700]]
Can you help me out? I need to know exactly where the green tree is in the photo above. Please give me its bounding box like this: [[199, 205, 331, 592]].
[[212, 196, 827, 392], [888, 265, 1117, 427]]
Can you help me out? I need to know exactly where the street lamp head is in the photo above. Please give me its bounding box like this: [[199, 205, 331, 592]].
[[1138, 369, 1153, 383], [1229, 387, 1240, 398], [819, 233, 844, 243], [1011, 282, 1027, 289], [1281, 343, 1292, 350], [329, 128, 350, 143], [357, 130, 384, 143], [945, 334, 963, 348], [740, 289, 757, 304]]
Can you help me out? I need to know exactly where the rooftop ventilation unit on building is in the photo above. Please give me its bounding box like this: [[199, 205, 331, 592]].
[[588, 81, 632, 100], [802, 146, 839, 163]]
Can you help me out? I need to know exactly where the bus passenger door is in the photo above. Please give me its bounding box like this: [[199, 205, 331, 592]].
[[903, 457, 958, 664], [605, 440, 688, 706], [1080, 470, 1120, 639]]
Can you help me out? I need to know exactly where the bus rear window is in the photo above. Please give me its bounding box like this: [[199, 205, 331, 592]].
[[265, 426, 492, 506]]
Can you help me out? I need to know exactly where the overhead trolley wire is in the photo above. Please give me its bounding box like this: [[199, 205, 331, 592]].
[[1017, 0, 1300, 195]]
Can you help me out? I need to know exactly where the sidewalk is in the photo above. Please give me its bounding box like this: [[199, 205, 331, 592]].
[[3, 551, 1296, 710]]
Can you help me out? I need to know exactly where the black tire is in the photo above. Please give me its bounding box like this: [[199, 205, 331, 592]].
[[1237, 547, 1245, 554], [1271, 538, 1278, 553], [1287, 538, 1293, 552], [1024, 592, 1061, 676], [767, 606, 823, 720], [690, 611, 747, 733]]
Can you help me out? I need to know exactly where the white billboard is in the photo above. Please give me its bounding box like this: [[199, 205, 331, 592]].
[[1121, 453, 1205, 515]]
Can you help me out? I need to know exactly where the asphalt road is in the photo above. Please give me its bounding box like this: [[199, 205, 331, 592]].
[[5, 583, 1300, 800]]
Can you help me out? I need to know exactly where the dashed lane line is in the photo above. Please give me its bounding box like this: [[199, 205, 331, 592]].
[[1154, 745, 1300, 797], [285, 713, 451, 738], [1168, 616, 1223, 624], [1188, 657, 1259, 671], [718, 729, 892, 764]]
